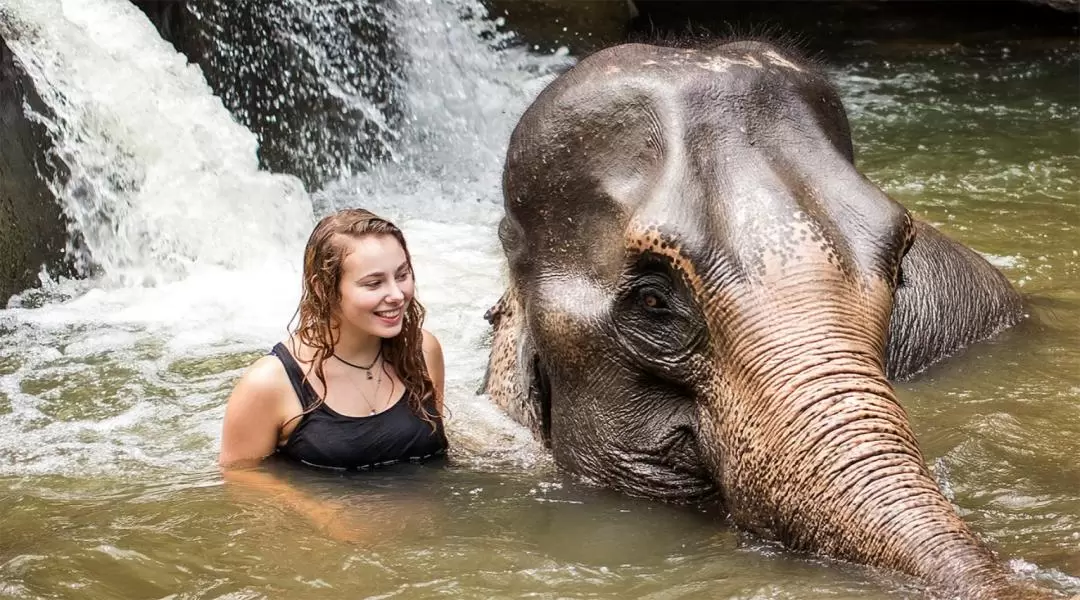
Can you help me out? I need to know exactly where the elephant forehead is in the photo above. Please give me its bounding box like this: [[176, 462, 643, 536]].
[[502, 80, 670, 268], [502, 41, 908, 294], [502, 80, 693, 281], [502, 44, 851, 275]]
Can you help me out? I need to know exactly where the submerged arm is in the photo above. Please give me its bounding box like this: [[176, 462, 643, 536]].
[[218, 356, 369, 541]]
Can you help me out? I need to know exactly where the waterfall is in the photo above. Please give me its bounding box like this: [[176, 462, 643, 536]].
[[1, 0, 313, 289]]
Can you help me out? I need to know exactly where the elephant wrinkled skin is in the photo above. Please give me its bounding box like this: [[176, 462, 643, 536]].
[[483, 41, 1057, 599]]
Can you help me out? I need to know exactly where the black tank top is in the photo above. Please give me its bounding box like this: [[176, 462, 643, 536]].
[[271, 343, 448, 471]]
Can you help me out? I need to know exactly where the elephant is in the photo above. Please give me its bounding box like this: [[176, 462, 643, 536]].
[[482, 41, 1055, 599]]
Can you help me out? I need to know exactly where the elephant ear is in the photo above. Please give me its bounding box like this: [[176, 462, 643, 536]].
[[886, 219, 1024, 380], [482, 286, 552, 445]]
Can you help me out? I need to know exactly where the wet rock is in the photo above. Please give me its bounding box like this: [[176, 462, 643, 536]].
[[484, 0, 636, 55], [631, 1, 1077, 48], [1025, 0, 1078, 11], [0, 36, 74, 306], [131, 0, 191, 42], [132, 0, 403, 191]]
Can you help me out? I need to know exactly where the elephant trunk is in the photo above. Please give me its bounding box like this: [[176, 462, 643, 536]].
[[705, 356, 1050, 599]]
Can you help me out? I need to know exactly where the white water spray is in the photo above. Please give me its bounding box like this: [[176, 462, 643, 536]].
[[1, 0, 313, 288]]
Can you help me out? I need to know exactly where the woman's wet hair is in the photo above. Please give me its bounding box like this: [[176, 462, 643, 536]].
[[288, 208, 438, 428]]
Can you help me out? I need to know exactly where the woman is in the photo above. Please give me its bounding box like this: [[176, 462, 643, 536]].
[[219, 209, 448, 536]]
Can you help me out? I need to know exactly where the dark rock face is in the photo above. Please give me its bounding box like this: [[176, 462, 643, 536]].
[[0, 36, 73, 306], [630, 1, 1078, 49], [131, 0, 191, 42], [475, 0, 1072, 61], [1026, 0, 1078, 11], [483, 0, 635, 55], [134, 0, 403, 191]]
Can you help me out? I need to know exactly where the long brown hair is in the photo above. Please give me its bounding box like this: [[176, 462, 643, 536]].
[[288, 208, 438, 427]]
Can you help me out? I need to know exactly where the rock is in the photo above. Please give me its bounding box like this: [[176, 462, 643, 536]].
[[484, 0, 636, 55], [630, 1, 1078, 51], [132, 0, 404, 191], [131, 0, 190, 41], [1025, 0, 1078, 11], [0, 36, 74, 306]]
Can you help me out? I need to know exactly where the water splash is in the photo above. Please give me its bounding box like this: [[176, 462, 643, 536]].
[[316, 0, 572, 219], [0, 0, 313, 289], [183, 0, 403, 189]]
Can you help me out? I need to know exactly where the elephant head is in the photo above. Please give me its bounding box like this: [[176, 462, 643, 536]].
[[486, 41, 1041, 599]]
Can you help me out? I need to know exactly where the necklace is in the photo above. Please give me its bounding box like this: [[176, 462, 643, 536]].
[[333, 346, 382, 380], [355, 361, 385, 415]]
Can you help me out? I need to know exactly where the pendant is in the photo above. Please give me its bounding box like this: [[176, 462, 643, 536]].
[[366, 371, 373, 380]]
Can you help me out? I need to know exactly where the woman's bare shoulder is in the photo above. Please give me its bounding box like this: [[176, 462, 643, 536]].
[[229, 353, 292, 406], [421, 329, 443, 353], [220, 352, 295, 467]]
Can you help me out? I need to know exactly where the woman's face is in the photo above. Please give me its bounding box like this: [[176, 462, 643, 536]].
[[336, 233, 414, 339]]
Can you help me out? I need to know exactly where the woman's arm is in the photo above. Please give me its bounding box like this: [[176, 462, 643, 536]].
[[218, 356, 369, 541], [220, 356, 287, 467], [422, 329, 446, 413]]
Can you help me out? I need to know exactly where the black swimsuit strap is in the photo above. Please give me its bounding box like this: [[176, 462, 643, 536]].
[[270, 342, 317, 410]]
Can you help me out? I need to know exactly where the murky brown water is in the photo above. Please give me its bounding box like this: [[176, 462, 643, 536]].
[[1, 37, 1077, 600]]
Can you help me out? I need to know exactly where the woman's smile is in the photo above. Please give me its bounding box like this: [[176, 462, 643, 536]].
[[375, 307, 403, 324]]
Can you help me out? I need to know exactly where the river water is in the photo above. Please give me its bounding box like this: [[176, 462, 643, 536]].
[[0, 0, 1076, 598]]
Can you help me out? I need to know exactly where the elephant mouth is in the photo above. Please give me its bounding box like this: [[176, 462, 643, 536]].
[[659, 425, 720, 502], [605, 424, 719, 504]]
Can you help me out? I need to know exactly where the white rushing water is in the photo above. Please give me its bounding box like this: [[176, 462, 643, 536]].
[[0, 0, 313, 284], [0, 0, 572, 478]]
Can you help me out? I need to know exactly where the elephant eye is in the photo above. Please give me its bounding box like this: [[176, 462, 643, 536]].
[[639, 287, 670, 313]]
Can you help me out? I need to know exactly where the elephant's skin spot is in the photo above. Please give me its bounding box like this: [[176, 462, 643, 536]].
[[624, 221, 705, 295]]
